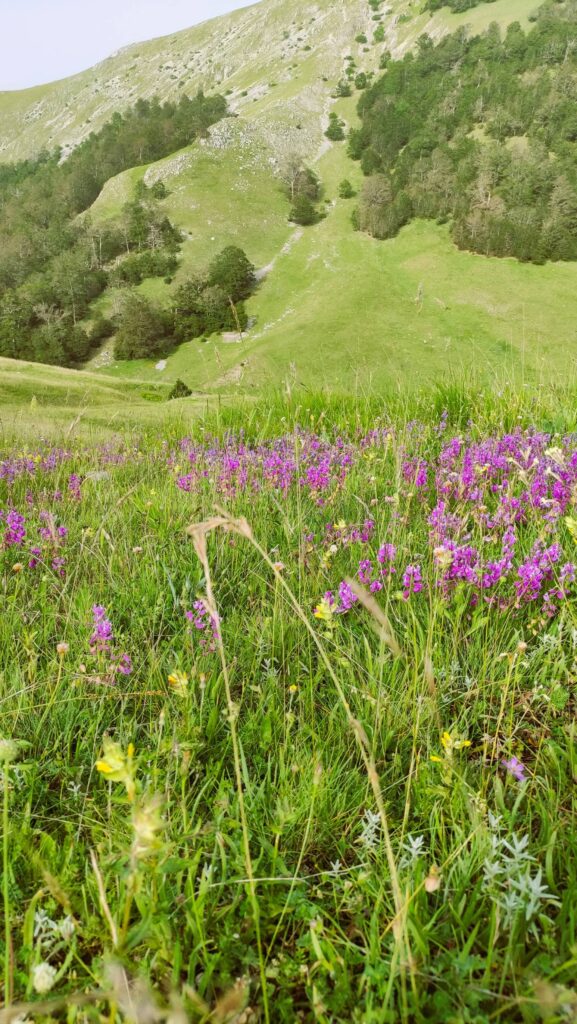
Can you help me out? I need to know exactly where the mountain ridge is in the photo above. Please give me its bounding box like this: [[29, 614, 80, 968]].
[[0, 0, 532, 163]]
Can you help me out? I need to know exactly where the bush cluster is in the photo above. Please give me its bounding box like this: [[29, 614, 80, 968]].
[[114, 246, 257, 360]]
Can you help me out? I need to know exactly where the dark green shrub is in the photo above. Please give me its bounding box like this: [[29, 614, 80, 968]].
[[325, 114, 346, 141], [339, 179, 355, 199], [334, 79, 352, 97], [168, 378, 193, 400], [114, 292, 172, 360], [88, 315, 116, 345], [289, 195, 319, 226]]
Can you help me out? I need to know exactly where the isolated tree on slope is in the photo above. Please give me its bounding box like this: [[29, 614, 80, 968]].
[[289, 195, 319, 226], [208, 246, 256, 301], [279, 157, 321, 203]]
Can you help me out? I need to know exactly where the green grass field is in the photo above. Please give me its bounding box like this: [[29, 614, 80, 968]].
[[0, 357, 239, 439], [90, 210, 577, 395], [2, 385, 577, 1021]]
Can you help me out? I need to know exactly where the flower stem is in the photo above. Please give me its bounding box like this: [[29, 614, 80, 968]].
[[3, 765, 11, 1006]]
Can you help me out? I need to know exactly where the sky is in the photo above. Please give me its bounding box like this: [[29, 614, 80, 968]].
[[0, 0, 257, 91]]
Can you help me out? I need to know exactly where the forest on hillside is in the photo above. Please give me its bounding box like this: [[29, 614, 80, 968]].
[[0, 92, 226, 366], [352, 0, 577, 262]]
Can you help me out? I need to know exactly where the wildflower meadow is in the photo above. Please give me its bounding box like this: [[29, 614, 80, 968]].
[[1, 387, 577, 1023]]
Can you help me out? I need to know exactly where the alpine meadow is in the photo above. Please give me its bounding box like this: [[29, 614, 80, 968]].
[[1, 0, 577, 1021]]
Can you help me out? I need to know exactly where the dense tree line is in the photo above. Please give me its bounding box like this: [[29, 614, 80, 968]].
[[0, 181, 181, 366], [425, 0, 496, 13], [0, 91, 227, 365], [350, 2, 577, 263]]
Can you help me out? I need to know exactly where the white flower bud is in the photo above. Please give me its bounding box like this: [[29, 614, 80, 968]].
[[32, 961, 57, 994]]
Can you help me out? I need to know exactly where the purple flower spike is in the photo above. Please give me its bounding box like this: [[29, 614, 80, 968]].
[[402, 564, 423, 599]]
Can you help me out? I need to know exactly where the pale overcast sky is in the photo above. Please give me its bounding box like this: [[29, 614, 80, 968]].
[[0, 0, 257, 91]]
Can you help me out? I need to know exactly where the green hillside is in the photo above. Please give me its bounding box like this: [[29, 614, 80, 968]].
[[2, 0, 576, 401]]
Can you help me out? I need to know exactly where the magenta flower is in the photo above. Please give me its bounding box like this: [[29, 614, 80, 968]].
[[29, 546, 42, 569], [402, 564, 423, 600], [185, 601, 220, 653], [90, 605, 114, 654], [337, 579, 358, 613], [88, 605, 132, 676], [377, 543, 396, 574], [68, 474, 82, 501], [502, 756, 527, 782], [2, 510, 26, 548], [357, 559, 373, 585], [114, 654, 133, 676]]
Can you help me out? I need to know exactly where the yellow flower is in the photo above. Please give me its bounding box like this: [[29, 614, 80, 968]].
[[168, 670, 189, 697], [333, 520, 347, 532], [439, 731, 471, 756], [565, 516, 577, 541], [313, 598, 334, 623], [288, 684, 298, 694], [320, 551, 333, 570], [12, 563, 23, 574], [95, 738, 136, 801]]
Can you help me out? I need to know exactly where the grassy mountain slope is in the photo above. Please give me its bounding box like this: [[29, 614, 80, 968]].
[[88, 107, 577, 392], [0, 356, 230, 437], [87, 118, 290, 274], [0, 0, 534, 164], [2, 0, 573, 400], [0, 357, 159, 435], [0, 0, 376, 163]]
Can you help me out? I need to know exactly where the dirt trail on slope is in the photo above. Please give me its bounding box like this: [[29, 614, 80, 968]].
[[254, 226, 304, 283]]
